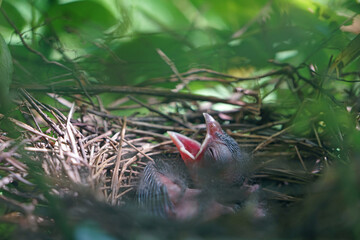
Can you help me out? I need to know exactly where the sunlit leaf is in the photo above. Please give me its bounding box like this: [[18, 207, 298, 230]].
[[328, 34, 360, 75], [0, 1, 26, 32]]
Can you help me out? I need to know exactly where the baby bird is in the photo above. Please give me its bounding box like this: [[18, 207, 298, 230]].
[[138, 113, 254, 220]]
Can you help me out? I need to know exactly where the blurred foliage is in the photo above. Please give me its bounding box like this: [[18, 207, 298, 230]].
[[1, 0, 360, 239], [1, 0, 357, 86], [0, 32, 13, 113]]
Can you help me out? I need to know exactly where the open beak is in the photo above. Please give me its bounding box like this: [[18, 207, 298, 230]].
[[168, 113, 223, 166]]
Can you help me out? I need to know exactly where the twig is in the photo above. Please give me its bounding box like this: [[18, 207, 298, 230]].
[[121, 138, 154, 163], [252, 126, 292, 153], [150, 67, 283, 84], [19, 89, 64, 137], [126, 128, 170, 139], [127, 119, 188, 132], [128, 95, 194, 129], [9, 117, 57, 141], [239, 119, 288, 133], [21, 85, 251, 107], [295, 145, 308, 172], [156, 48, 190, 92], [0, 194, 34, 214], [111, 117, 127, 205]]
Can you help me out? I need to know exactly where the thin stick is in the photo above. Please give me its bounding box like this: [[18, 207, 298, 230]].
[[110, 117, 127, 205], [252, 126, 292, 153], [128, 95, 193, 129], [294, 145, 308, 172], [21, 85, 252, 107], [20, 89, 64, 137], [156, 48, 190, 92]]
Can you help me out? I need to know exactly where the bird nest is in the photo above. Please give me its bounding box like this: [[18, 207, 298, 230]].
[[0, 69, 326, 234]]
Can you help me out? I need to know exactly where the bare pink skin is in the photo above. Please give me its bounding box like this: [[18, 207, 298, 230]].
[[158, 172, 234, 220]]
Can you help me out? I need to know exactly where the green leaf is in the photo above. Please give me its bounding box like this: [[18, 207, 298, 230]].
[[49, 0, 117, 40], [0, 33, 13, 112], [328, 34, 360, 75], [0, 1, 27, 32]]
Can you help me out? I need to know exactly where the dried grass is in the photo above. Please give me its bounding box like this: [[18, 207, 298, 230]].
[[0, 70, 326, 232]]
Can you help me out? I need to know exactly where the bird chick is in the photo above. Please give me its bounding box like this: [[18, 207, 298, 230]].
[[138, 113, 255, 220]]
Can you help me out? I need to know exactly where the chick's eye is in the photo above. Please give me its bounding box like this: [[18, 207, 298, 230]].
[[208, 147, 215, 158]]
